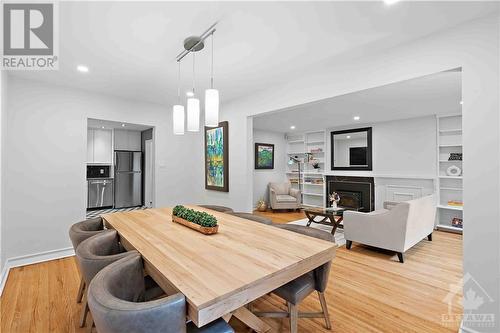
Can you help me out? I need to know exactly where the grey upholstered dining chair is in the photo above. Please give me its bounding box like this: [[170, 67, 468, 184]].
[[228, 212, 273, 225], [198, 205, 234, 213], [257, 224, 335, 333], [68, 217, 105, 304], [76, 229, 150, 330], [88, 253, 234, 333]]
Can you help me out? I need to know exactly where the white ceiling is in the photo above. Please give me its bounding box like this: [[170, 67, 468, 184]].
[[7, 2, 497, 106], [252, 69, 462, 133]]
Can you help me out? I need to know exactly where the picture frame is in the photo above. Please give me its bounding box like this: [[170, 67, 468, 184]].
[[255, 143, 275, 169], [205, 121, 229, 192]]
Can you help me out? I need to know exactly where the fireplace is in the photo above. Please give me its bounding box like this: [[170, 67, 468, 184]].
[[326, 176, 374, 212]]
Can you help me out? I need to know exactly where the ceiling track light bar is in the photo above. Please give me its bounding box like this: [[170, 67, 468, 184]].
[[176, 22, 218, 62]]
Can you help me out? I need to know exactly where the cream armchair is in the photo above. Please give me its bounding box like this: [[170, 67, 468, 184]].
[[269, 182, 301, 211], [343, 194, 436, 263]]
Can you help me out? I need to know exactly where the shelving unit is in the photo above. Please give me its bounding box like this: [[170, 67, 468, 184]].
[[286, 130, 326, 208], [436, 114, 463, 233]]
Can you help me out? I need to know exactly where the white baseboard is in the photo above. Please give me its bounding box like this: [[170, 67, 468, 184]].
[[0, 247, 75, 297]]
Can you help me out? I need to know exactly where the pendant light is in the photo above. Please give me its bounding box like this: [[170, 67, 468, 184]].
[[172, 61, 185, 135], [205, 32, 219, 127], [187, 52, 200, 132]]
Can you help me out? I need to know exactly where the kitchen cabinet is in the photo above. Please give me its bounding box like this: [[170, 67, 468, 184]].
[[87, 128, 113, 164], [114, 129, 141, 151], [93, 129, 113, 163]]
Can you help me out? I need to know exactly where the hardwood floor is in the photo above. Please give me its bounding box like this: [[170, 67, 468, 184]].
[[1, 211, 462, 333]]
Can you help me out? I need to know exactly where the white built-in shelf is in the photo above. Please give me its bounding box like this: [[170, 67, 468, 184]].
[[303, 192, 323, 197], [439, 129, 462, 134], [301, 203, 323, 208], [437, 204, 463, 211], [437, 224, 463, 233], [436, 114, 463, 234], [286, 171, 324, 175], [287, 130, 327, 210], [439, 144, 462, 148], [440, 187, 463, 191]]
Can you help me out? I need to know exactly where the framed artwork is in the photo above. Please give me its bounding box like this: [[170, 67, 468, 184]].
[[255, 143, 275, 169], [205, 121, 229, 192]]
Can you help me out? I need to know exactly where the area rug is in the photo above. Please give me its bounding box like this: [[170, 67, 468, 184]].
[[287, 218, 346, 247]]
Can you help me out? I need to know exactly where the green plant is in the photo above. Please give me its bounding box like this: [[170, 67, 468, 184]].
[[257, 198, 266, 206], [172, 205, 218, 227]]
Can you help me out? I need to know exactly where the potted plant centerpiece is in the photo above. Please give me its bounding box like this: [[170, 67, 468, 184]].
[[172, 205, 219, 235]]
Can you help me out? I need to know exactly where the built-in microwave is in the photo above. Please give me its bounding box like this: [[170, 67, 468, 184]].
[[87, 165, 110, 179]]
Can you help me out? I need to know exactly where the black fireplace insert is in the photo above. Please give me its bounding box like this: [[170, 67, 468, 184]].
[[326, 176, 374, 212]]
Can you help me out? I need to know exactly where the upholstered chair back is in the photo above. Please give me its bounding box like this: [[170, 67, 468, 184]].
[[69, 217, 104, 251], [76, 229, 134, 285], [88, 254, 187, 333], [275, 224, 335, 292], [269, 182, 291, 195]]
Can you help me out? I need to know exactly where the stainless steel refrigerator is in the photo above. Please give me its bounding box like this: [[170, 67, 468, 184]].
[[114, 151, 142, 208]]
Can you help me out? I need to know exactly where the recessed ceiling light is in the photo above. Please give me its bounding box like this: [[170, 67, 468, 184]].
[[353, 116, 360, 121], [460, 100, 463, 105], [346, 135, 351, 139], [290, 125, 296, 130], [77, 65, 89, 73], [101, 126, 105, 129], [384, 0, 400, 5], [121, 124, 126, 127], [186, 91, 194, 97]]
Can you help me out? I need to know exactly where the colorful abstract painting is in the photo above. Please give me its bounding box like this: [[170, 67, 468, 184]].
[[205, 121, 229, 192], [255, 143, 275, 169]]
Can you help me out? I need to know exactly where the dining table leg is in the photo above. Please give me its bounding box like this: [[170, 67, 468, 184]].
[[233, 307, 272, 333]]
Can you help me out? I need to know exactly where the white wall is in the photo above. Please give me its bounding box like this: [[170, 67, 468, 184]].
[[0, 72, 6, 274], [213, 15, 499, 329], [252, 129, 287, 206], [325, 116, 437, 177], [2, 77, 203, 262]]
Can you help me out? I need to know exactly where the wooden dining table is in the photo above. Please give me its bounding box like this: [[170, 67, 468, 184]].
[[102, 206, 336, 332]]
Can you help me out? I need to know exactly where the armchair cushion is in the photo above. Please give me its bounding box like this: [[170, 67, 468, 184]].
[[276, 194, 297, 202]]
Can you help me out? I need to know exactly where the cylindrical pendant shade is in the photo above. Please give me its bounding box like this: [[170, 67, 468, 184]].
[[172, 105, 185, 135], [187, 97, 200, 132], [205, 89, 219, 127]]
